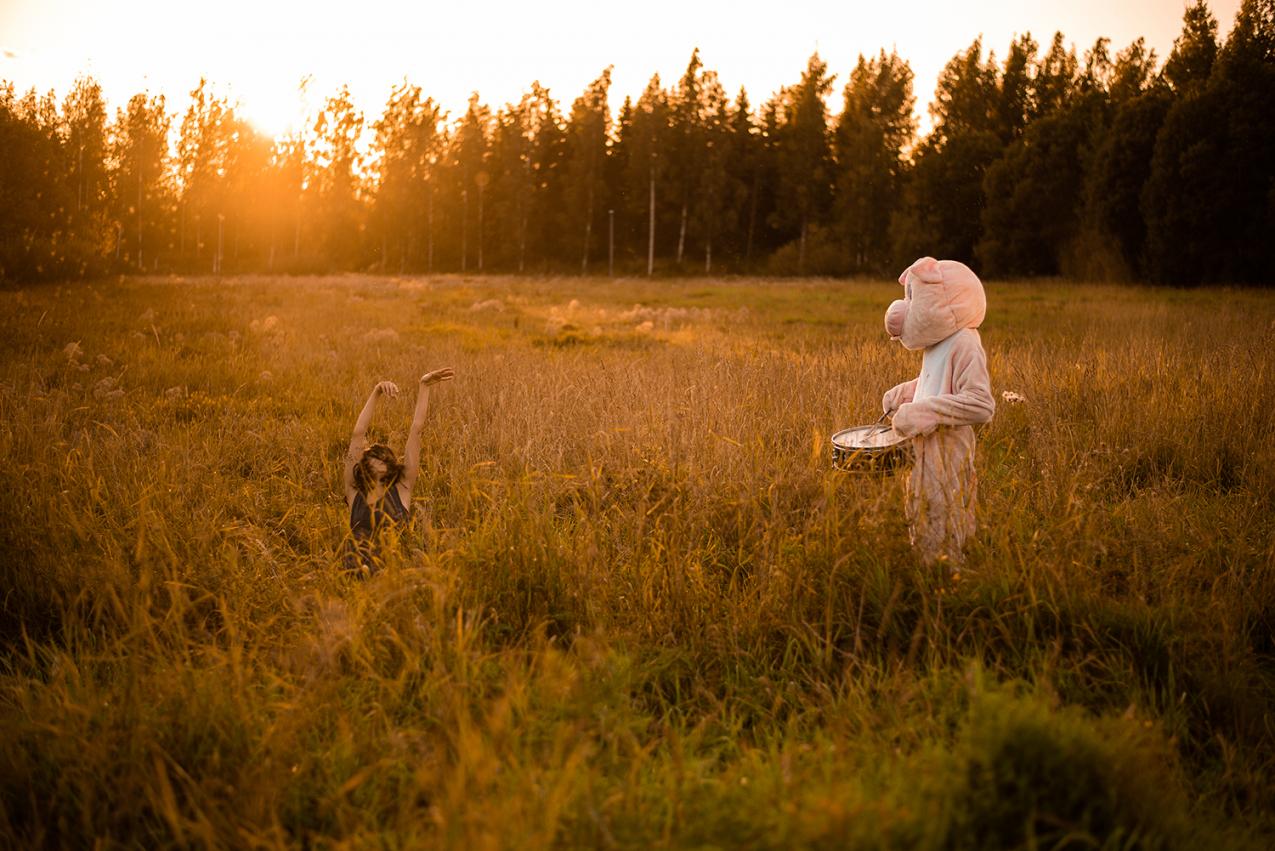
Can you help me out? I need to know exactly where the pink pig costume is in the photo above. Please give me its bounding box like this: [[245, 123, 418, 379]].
[[882, 257, 995, 567]]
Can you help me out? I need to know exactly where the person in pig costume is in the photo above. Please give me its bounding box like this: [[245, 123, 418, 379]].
[[882, 257, 995, 569]]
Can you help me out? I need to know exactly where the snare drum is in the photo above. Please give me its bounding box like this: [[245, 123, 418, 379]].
[[830, 423, 910, 473]]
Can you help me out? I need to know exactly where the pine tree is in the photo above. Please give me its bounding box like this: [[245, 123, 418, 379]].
[[270, 135, 307, 267], [1144, 0, 1275, 283], [604, 96, 634, 270], [110, 93, 171, 271], [564, 68, 612, 274], [929, 38, 1000, 145], [693, 69, 731, 273], [1032, 32, 1080, 118], [832, 50, 916, 272], [668, 49, 707, 267], [488, 90, 539, 272], [310, 86, 366, 270], [0, 85, 71, 278], [177, 80, 234, 269], [441, 95, 491, 272], [1068, 38, 1165, 280], [625, 75, 670, 275], [892, 39, 1002, 266], [62, 76, 110, 266], [723, 89, 760, 269], [373, 83, 445, 271], [773, 53, 835, 273], [526, 84, 567, 272], [978, 88, 1106, 276], [1163, 1, 1219, 93]]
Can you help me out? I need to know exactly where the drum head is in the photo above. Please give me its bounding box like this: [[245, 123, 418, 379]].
[[831, 425, 908, 451]]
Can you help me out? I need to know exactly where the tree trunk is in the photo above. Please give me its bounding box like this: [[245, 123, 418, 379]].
[[798, 215, 807, 275], [676, 200, 687, 265], [582, 183, 594, 275], [705, 218, 713, 274], [647, 166, 656, 277], [518, 205, 527, 274], [745, 175, 758, 267], [136, 169, 144, 270]]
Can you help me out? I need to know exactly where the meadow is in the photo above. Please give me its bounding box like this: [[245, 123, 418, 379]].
[[1, 273, 1273, 849]]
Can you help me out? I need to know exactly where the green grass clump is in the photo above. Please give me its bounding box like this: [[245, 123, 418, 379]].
[[1, 274, 1273, 848], [943, 686, 1187, 850]]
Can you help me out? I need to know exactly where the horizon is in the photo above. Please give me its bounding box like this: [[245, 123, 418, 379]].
[[0, 0, 1244, 139]]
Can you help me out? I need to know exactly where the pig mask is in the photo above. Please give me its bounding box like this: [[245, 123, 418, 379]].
[[884, 256, 986, 350]]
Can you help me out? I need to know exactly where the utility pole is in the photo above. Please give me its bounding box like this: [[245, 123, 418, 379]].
[[475, 172, 489, 273], [461, 189, 468, 273], [608, 209, 614, 277]]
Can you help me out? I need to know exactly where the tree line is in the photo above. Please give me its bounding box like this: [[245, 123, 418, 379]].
[[2, 1, 1272, 285]]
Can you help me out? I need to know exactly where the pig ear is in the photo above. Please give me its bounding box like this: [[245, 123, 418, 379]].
[[912, 256, 942, 283], [897, 267, 909, 286]]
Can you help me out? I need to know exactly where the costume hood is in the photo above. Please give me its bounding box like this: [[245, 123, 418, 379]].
[[889, 256, 986, 351]]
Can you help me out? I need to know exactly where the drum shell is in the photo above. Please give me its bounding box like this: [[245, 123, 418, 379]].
[[830, 427, 911, 473]]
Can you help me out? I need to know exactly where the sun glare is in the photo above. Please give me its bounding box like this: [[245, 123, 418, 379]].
[[239, 81, 309, 140]]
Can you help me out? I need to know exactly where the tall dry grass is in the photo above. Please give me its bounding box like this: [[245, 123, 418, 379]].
[[1, 274, 1273, 848]]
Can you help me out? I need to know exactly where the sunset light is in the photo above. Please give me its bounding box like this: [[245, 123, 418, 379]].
[[1, 0, 1244, 136], [4, 1, 1274, 847]]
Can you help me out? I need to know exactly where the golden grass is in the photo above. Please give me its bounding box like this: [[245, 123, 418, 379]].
[[1, 273, 1273, 848]]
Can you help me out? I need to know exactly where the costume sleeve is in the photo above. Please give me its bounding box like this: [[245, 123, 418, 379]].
[[892, 335, 994, 437], [882, 378, 919, 414]]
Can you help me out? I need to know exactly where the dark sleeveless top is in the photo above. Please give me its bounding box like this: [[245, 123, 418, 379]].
[[344, 486, 409, 575]]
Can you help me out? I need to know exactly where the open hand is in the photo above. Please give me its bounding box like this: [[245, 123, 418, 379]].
[[420, 368, 455, 386], [374, 380, 400, 398]]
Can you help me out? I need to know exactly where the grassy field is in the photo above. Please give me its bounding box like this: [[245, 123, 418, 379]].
[[1, 273, 1274, 849]]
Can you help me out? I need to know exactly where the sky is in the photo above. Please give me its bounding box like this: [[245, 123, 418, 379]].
[[0, 0, 1245, 138]]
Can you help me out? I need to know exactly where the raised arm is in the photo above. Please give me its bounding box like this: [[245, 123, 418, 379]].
[[344, 381, 399, 502], [398, 368, 455, 501]]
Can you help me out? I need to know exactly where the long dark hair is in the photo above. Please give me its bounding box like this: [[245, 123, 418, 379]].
[[353, 443, 404, 495]]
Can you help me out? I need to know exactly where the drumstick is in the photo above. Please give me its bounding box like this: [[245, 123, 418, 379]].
[[869, 410, 890, 435]]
